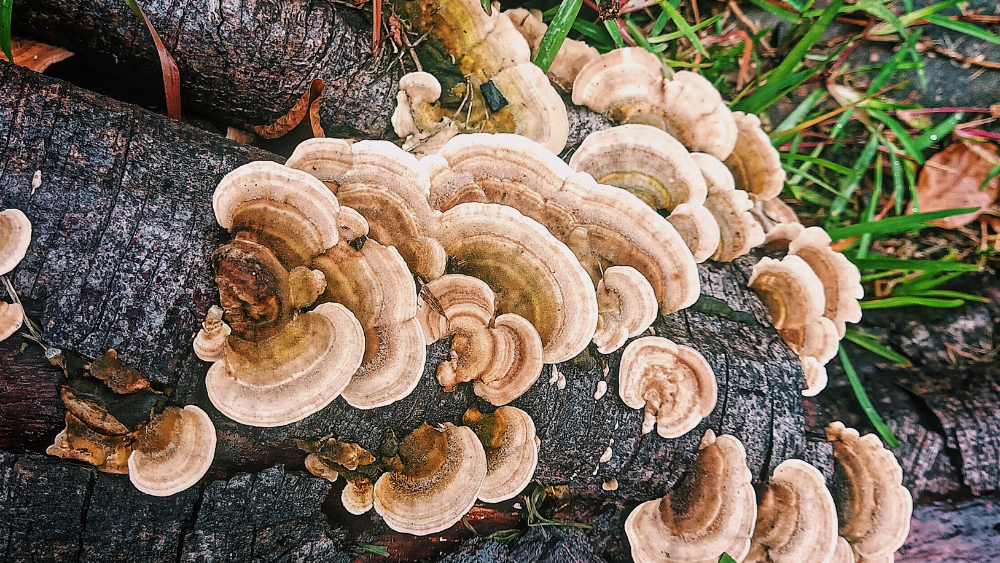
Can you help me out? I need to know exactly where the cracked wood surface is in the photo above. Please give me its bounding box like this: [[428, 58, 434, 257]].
[[0, 64, 813, 560]]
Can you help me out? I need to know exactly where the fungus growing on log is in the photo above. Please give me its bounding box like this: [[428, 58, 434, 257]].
[[286, 138, 447, 280], [751, 197, 802, 249], [312, 215, 426, 409], [625, 429, 756, 563], [416, 274, 542, 405], [373, 422, 487, 535], [690, 152, 765, 262], [128, 405, 217, 497], [569, 124, 707, 212], [504, 8, 599, 91], [826, 422, 912, 562], [788, 227, 864, 338], [205, 302, 365, 426], [618, 336, 717, 438], [572, 48, 737, 160], [427, 132, 699, 317], [47, 412, 136, 474], [0, 208, 31, 276], [592, 266, 659, 354], [723, 112, 786, 202], [463, 405, 539, 503], [392, 72, 459, 154], [391, 0, 568, 153], [193, 306, 231, 362], [746, 459, 839, 563], [665, 203, 722, 264], [0, 300, 23, 342]]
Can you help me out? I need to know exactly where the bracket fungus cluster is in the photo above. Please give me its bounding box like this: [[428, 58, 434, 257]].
[[748, 227, 863, 395], [504, 8, 598, 92], [625, 429, 756, 563], [1, 208, 31, 341], [391, 0, 568, 154], [618, 336, 717, 439]]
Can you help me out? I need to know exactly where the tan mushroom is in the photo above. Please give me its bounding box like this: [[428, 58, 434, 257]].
[[505, 8, 599, 91], [417, 274, 543, 405], [666, 203, 722, 263], [592, 266, 659, 354], [788, 227, 863, 338], [435, 202, 598, 364], [392, 72, 459, 154], [312, 220, 426, 409], [373, 422, 488, 535], [392, 0, 568, 153], [428, 132, 699, 317], [463, 405, 539, 503], [618, 336, 717, 439], [724, 112, 786, 202], [205, 302, 365, 426], [572, 48, 738, 160], [213, 161, 341, 266], [286, 138, 447, 281], [690, 152, 765, 262], [0, 208, 31, 276], [826, 422, 912, 563], [746, 459, 839, 563], [625, 429, 757, 563], [569, 124, 707, 212], [343, 480, 376, 515], [0, 301, 23, 342], [193, 306, 231, 362], [830, 538, 855, 563], [128, 406, 217, 497], [752, 196, 805, 250], [799, 356, 829, 399]]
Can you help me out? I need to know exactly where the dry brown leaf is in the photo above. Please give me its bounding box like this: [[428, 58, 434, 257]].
[[246, 78, 326, 140], [913, 142, 1000, 229], [127, 2, 183, 121], [0, 38, 73, 72]]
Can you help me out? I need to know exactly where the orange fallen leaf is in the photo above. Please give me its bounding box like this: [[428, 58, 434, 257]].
[[246, 78, 326, 140], [913, 142, 1000, 229], [0, 38, 73, 72]]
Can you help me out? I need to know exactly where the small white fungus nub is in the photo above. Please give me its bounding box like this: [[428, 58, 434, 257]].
[[594, 380, 608, 400]]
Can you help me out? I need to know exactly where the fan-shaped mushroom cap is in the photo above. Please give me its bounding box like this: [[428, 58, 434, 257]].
[[625, 429, 757, 563], [0, 301, 23, 342], [724, 112, 786, 202], [417, 274, 543, 405], [826, 423, 912, 562], [127, 406, 216, 497], [572, 47, 664, 114], [752, 197, 800, 232], [490, 63, 569, 154], [789, 227, 864, 338], [373, 422, 488, 535], [464, 405, 539, 503], [667, 204, 721, 263], [748, 256, 824, 350], [213, 161, 340, 254], [505, 8, 599, 91], [0, 208, 31, 276], [691, 152, 765, 262], [205, 302, 365, 426], [436, 202, 597, 364], [798, 317, 839, 365], [746, 459, 839, 563], [826, 423, 912, 561], [799, 356, 829, 399], [830, 538, 854, 563], [592, 266, 658, 354], [657, 72, 738, 161], [569, 125, 707, 211], [304, 454, 340, 482], [392, 72, 459, 154], [343, 480, 376, 515], [619, 336, 717, 438], [429, 132, 699, 316], [194, 306, 231, 362], [286, 138, 447, 280], [764, 222, 806, 249], [312, 232, 426, 409]]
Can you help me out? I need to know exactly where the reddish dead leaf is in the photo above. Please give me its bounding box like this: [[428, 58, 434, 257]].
[[913, 142, 1000, 229], [128, 2, 182, 121], [0, 38, 74, 72], [226, 127, 255, 144], [246, 78, 326, 140]]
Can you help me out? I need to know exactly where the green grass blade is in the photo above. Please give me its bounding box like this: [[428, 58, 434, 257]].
[[604, 19, 625, 49], [892, 289, 987, 301], [981, 162, 1000, 190], [772, 87, 827, 145], [0, 0, 12, 64], [624, 18, 655, 52], [781, 153, 860, 176], [893, 0, 964, 28], [895, 270, 962, 293], [358, 543, 389, 557], [742, 0, 802, 24], [533, 0, 584, 73], [843, 328, 912, 367], [768, 0, 844, 87], [829, 133, 881, 224], [657, 1, 708, 57], [868, 108, 925, 164], [861, 296, 966, 309], [826, 207, 979, 239], [914, 111, 964, 151], [735, 66, 825, 114], [781, 164, 842, 196], [849, 256, 981, 272], [649, 14, 723, 43], [885, 136, 906, 215], [857, 153, 884, 259], [925, 14, 1000, 45], [838, 346, 901, 448], [856, 0, 925, 88]]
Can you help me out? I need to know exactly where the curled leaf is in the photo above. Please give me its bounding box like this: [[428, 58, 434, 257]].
[[246, 78, 325, 140], [0, 38, 74, 72], [913, 142, 1000, 228], [123, 0, 182, 121]]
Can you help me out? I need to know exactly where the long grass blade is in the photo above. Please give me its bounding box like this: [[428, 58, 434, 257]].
[[839, 346, 900, 448], [925, 14, 1000, 45], [826, 207, 978, 239], [914, 111, 963, 151], [533, 0, 584, 73], [849, 256, 981, 272], [768, 0, 844, 87], [860, 296, 966, 309], [828, 133, 881, 224], [0, 0, 12, 63], [657, 1, 708, 57], [857, 153, 883, 259], [843, 328, 912, 367]]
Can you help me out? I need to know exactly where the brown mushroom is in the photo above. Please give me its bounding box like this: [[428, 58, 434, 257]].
[[46, 411, 135, 474], [724, 112, 786, 202], [463, 405, 539, 503], [373, 422, 488, 535], [592, 266, 659, 354], [618, 336, 717, 439], [128, 406, 217, 497], [0, 300, 23, 342], [625, 429, 757, 562], [193, 305, 231, 362], [788, 227, 864, 338], [666, 203, 722, 263], [504, 8, 599, 91], [0, 208, 31, 276], [417, 274, 543, 405], [690, 152, 765, 262], [826, 422, 912, 562]]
